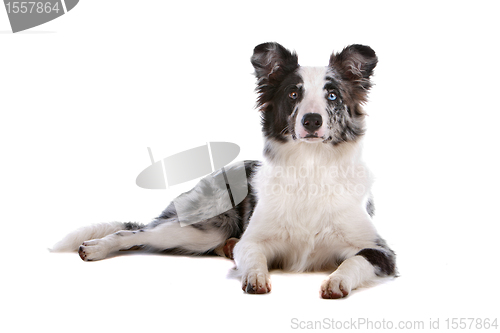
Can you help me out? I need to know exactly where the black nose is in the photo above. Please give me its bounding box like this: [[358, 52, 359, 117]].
[[301, 113, 323, 133]]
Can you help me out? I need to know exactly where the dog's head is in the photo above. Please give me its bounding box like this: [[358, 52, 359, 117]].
[[251, 42, 377, 145]]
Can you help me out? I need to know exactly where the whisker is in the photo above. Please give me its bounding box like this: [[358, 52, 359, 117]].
[[280, 125, 290, 135]]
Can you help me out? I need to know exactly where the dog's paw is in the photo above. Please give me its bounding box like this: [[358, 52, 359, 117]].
[[320, 275, 352, 299], [78, 239, 112, 261], [241, 270, 271, 294]]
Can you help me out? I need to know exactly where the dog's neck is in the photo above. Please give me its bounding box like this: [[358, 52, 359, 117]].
[[263, 138, 364, 169]]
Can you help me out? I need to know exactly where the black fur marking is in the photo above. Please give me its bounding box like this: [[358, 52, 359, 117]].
[[251, 42, 299, 85], [252, 42, 301, 143], [366, 198, 375, 217], [123, 222, 145, 230], [160, 247, 216, 256], [356, 248, 396, 277], [189, 221, 209, 231], [260, 72, 304, 143]]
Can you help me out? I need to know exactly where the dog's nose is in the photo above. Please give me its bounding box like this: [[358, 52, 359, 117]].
[[301, 113, 323, 133]]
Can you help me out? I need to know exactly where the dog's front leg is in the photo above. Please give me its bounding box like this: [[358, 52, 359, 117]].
[[320, 255, 375, 299], [320, 247, 396, 299], [233, 240, 271, 294]]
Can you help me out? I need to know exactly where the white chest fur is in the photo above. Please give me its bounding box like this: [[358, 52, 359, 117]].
[[243, 140, 378, 271]]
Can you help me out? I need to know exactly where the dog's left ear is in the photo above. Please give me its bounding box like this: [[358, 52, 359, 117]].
[[329, 45, 378, 99]]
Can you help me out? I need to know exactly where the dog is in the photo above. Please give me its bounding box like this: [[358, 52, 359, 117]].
[[51, 42, 397, 299]]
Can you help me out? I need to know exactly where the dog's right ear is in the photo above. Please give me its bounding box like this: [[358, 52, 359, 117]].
[[251, 42, 299, 82]]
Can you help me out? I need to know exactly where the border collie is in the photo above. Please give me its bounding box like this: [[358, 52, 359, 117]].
[[52, 42, 397, 299]]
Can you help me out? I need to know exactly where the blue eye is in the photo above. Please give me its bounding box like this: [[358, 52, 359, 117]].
[[328, 92, 337, 101]]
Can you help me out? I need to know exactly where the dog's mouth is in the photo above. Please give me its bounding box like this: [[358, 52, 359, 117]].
[[299, 134, 326, 143], [289, 121, 329, 143]]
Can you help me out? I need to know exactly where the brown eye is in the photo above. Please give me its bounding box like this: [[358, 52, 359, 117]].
[[289, 91, 298, 100]]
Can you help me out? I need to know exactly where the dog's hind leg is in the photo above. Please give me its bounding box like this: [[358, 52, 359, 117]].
[[78, 217, 229, 261], [50, 222, 146, 253], [69, 161, 258, 261], [214, 237, 240, 259]]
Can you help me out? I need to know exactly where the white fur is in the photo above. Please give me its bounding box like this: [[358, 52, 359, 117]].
[[77, 219, 226, 261], [320, 255, 377, 297], [51, 49, 391, 297], [50, 222, 125, 252], [233, 138, 380, 294], [294, 67, 330, 140]]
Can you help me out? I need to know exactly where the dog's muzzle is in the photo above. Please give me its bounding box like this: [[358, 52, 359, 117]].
[[298, 113, 326, 141]]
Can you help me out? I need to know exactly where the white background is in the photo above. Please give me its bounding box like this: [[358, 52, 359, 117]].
[[1, 1, 499, 332]]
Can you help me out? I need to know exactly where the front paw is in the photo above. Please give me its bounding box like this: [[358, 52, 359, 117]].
[[241, 270, 271, 294], [320, 275, 352, 299]]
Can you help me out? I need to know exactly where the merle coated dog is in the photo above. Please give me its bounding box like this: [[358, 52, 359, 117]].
[[52, 43, 397, 299]]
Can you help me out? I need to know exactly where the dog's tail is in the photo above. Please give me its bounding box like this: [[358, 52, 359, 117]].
[[49, 222, 145, 252]]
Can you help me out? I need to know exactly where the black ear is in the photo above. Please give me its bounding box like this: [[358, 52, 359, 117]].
[[329, 44, 377, 94], [251, 42, 299, 82]]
